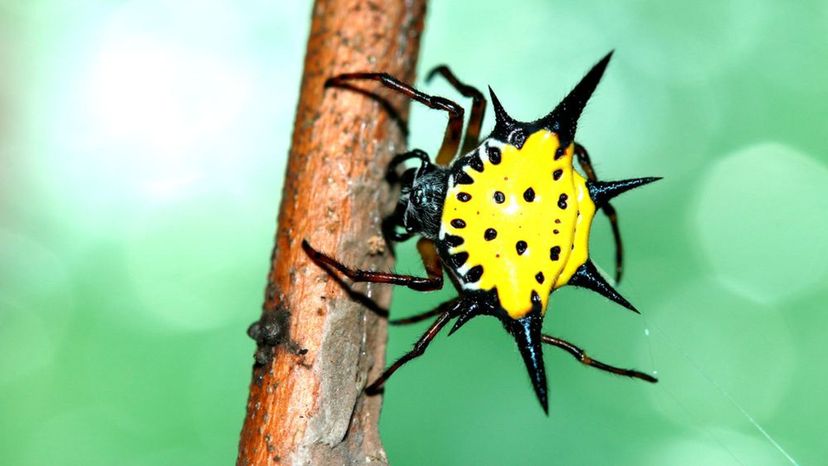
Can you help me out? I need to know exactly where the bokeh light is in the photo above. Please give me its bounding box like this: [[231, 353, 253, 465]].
[[694, 142, 828, 304]]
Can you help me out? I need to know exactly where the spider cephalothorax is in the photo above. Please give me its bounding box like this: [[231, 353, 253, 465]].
[[304, 52, 659, 413], [395, 156, 448, 239]]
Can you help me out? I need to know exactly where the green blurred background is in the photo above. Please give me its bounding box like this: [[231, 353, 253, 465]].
[[2, 1, 826, 464]]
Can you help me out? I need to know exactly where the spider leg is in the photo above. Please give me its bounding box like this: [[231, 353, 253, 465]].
[[389, 298, 457, 325], [366, 302, 458, 394], [386, 149, 430, 183], [325, 73, 464, 166], [382, 150, 423, 247], [302, 238, 443, 292], [381, 211, 413, 245], [541, 334, 657, 383], [426, 65, 486, 155], [574, 142, 624, 282]]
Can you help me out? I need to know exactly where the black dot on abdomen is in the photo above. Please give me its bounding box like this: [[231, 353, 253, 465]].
[[535, 272, 545, 284], [457, 192, 471, 202], [451, 218, 466, 229], [516, 240, 528, 255], [523, 187, 535, 202], [445, 234, 464, 247], [487, 146, 501, 165], [555, 147, 566, 160], [469, 156, 484, 172], [493, 191, 505, 204], [557, 193, 568, 209], [553, 169, 563, 181], [456, 172, 474, 185], [484, 228, 497, 241], [449, 252, 469, 268], [550, 246, 561, 261], [465, 265, 484, 283]]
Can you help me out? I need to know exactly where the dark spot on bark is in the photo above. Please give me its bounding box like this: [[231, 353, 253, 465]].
[[248, 304, 306, 371]]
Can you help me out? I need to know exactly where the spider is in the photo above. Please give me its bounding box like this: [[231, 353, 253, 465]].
[[303, 51, 659, 413]]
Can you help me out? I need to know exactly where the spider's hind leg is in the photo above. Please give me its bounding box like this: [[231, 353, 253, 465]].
[[366, 299, 462, 394], [389, 298, 457, 325], [541, 333, 657, 383]]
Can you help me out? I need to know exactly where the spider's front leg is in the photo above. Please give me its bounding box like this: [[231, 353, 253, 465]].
[[325, 72, 464, 166], [426, 65, 487, 155], [386, 149, 430, 182], [302, 238, 443, 292]]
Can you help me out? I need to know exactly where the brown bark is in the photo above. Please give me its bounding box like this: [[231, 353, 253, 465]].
[[237, 1, 427, 465]]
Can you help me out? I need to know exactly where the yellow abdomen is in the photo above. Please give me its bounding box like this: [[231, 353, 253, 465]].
[[440, 130, 596, 319]]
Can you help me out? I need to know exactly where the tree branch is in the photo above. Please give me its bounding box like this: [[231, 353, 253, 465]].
[[237, 1, 427, 464]]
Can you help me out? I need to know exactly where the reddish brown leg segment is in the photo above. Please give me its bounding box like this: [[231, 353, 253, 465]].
[[574, 142, 625, 282], [541, 334, 657, 383], [426, 65, 487, 156], [389, 298, 457, 325], [366, 306, 456, 394], [302, 238, 443, 292], [326, 73, 464, 166]]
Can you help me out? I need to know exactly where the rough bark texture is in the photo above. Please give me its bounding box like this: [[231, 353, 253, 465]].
[[237, 1, 427, 465]]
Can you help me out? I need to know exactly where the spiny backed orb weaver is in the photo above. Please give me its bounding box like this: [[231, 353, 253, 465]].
[[303, 52, 660, 413]]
